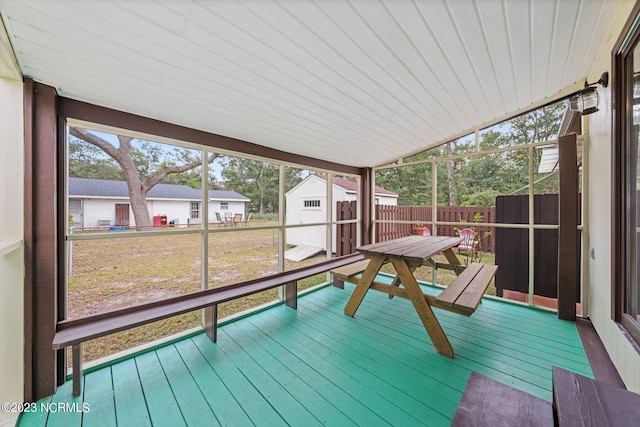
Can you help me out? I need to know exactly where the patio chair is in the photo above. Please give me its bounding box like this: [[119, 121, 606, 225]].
[[215, 212, 226, 228], [458, 228, 476, 253], [242, 212, 252, 226], [232, 213, 242, 227]]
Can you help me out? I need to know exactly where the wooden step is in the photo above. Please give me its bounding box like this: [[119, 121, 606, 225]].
[[553, 366, 640, 427], [451, 371, 553, 426]]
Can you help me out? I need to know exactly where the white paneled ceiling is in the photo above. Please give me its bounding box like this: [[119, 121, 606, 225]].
[[0, 0, 619, 168]]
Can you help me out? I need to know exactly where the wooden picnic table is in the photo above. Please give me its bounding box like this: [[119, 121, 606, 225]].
[[344, 235, 468, 358]]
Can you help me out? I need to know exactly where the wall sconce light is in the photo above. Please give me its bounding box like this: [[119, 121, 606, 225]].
[[577, 72, 609, 115]]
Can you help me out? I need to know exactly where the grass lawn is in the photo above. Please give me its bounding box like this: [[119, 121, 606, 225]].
[[68, 225, 496, 362], [68, 222, 329, 362]]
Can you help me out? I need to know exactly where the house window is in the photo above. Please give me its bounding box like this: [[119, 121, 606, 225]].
[[613, 13, 640, 347], [304, 200, 321, 208], [220, 202, 229, 210], [190, 202, 200, 219]]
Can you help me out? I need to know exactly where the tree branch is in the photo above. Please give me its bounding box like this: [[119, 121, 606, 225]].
[[143, 152, 221, 191], [69, 128, 122, 161]]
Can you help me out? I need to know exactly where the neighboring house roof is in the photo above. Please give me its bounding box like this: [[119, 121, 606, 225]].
[[68, 177, 250, 202], [331, 176, 397, 197], [285, 174, 397, 197]]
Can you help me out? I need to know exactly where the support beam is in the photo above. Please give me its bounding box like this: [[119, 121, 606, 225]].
[[558, 133, 579, 320], [204, 305, 218, 343], [71, 345, 82, 397], [361, 168, 373, 245], [284, 281, 297, 309], [24, 80, 59, 400]]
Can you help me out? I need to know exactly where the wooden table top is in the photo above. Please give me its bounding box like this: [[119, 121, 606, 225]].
[[356, 235, 462, 263]]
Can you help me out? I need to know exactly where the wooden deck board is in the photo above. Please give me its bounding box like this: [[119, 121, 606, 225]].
[[242, 313, 422, 425], [171, 339, 253, 427], [190, 334, 288, 426], [154, 346, 218, 427], [221, 323, 360, 426], [136, 352, 186, 427], [25, 279, 593, 427], [210, 329, 321, 426], [81, 368, 116, 427], [111, 359, 152, 427]]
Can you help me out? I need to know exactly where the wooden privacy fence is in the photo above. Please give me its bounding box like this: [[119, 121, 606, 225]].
[[336, 202, 496, 255], [494, 194, 579, 300], [375, 204, 495, 252]]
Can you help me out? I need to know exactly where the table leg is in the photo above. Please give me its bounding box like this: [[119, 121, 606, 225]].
[[388, 263, 418, 299], [443, 248, 464, 275], [344, 256, 385, 317], [390, 258, 454, 358]]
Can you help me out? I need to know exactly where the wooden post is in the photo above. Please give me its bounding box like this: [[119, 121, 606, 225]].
[[558, 134, 579, 320], [204, 305, 218, 342], [25, 80, 60, 400], [72, 344, 83, 397], [284, 281, 297, 309]]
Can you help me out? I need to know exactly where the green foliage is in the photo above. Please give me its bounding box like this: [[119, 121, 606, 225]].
[[219, 158, 304, 213], [378, 101, 566, 206], [68, 136, 124, 180], [69, 136, 204, 188]]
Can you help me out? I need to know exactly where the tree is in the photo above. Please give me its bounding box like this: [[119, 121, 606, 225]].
[[375, 101, 567, 207], [220, 157, 304, 213], [69, 127, 220, 230], [68, 136, 124, 180], [445, 140, 457, 206]]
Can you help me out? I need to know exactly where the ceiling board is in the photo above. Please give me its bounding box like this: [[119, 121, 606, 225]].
[[0, 0, 621, 168]]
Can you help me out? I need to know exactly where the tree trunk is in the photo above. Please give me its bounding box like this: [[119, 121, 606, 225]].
[[446, 141, 457, 206]]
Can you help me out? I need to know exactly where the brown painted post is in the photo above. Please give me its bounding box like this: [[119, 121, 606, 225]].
[[362, 168, 373, 245], [284, 281, 297, 309], [24, 80, 59, 400], [558, 134, 579, 320], [204, 305, 218, 342]]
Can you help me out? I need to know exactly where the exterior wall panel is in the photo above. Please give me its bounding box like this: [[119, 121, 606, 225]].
[[588, 0, 640, 393]]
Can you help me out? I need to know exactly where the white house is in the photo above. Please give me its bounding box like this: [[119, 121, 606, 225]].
[[68, 177, 250, 228], [285, 175, 397, 252]]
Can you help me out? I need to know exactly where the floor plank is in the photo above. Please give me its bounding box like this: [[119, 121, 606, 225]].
[[154, 345, 219, 426], [191, 334, 288, 426], [135, 352, 186, 427], [111, 359, 152, 427], [172, 339, 254, 426], [81, 368, 116, 427]]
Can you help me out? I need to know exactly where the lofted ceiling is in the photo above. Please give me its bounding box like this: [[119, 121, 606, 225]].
[[0, 0, 619, 168]]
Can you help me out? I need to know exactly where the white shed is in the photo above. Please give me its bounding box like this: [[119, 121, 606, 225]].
[[285, 175, 397, 254], [68, 177, 250, 229]]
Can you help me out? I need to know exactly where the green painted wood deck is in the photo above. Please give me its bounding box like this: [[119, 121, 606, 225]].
[[19, 280, 592, 427]]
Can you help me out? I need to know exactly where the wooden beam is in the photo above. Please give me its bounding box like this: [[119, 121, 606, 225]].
[[361, 168, 373, 246], [58, 97, 361, 176], [25, 81, 59, 400], [557, 133, 579, 320], [284, 281, 297, 309], [204, 305, 218, 343]]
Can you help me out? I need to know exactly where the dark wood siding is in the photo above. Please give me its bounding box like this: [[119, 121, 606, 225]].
[[495, 194, 581, 301]]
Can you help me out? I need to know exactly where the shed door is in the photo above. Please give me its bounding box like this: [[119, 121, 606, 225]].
[[115, 203, 130, 226]]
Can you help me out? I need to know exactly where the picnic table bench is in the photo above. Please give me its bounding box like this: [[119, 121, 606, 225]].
[[53, 253, 364, 397], [332, 257, 497, 316]]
